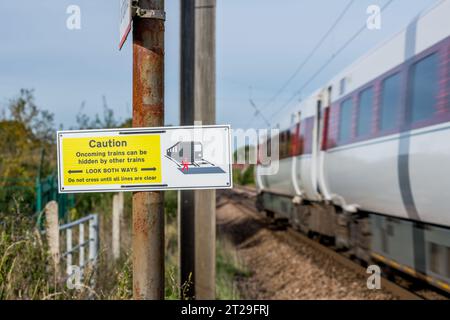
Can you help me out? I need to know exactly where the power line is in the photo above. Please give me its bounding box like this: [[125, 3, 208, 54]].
[[247, 0, 354, 128], [260, 0, 355, 112], [269, 0, 395, 122], [244, 86, 271, 128], [249, 98, 271, 127]]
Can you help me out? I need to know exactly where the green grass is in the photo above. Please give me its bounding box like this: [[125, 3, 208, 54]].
[[216, 239, 250, 300], [163, 190, 248, 300], [0, 190, 248, 300], [233, 165, 255, 186]]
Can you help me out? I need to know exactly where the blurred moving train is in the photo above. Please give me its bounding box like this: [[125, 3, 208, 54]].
[[255, 0, 450, 293]]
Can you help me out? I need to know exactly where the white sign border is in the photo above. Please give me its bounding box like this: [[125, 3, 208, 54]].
[[56, 125, 233, 194]]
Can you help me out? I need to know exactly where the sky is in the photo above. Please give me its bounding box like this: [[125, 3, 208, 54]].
[[0, 0, 439, 131]]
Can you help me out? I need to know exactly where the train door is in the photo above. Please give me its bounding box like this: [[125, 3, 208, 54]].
[[310, 99, 321, 197], [290, 116, 303, 198], [255, 140, 266, 191], [256, 135, 271, 191], [305, 93, 325, 202], [316, 86, 333, 201]]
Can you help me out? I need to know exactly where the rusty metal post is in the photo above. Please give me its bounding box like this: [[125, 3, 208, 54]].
[[132, 0, 165, 300]]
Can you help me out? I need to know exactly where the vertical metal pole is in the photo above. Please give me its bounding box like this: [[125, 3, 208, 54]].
[[79, 223, 85, 274], [88, 214, 98, 264], [179, 0, 196, 299], [180, 0, 216, 299], [88, 214, 98, 288], [66, 228, 73, 276], [132, 0, 165, 300], [36, 178, 42, 214]]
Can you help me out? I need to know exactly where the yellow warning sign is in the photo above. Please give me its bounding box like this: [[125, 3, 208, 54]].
[[62, 135, 161, 186]]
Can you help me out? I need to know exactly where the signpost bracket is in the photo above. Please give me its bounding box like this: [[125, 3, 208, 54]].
[[132, 0, 166, 21]]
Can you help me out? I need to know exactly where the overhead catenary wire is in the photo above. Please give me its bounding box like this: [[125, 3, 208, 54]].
[[249, 98, 271, 127], [268, 0, 395, 122], [244, 86, 270, 129], [246, 0, 355, 128], [261, 0, 355, 112]]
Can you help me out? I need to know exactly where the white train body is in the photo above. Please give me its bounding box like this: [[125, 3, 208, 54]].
[[255, 0, 450, 292]]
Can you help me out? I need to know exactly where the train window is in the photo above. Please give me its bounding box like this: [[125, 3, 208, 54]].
[[339, 98, 353, 142], [290, 124, 300, 156], [280, 132, 285, 159], [357, 86, 374, 137], [380, 73, 401, 131], [286, 130, 291, 157], [303, 118, 314, 154], [278, 133, 284, 159], [298, 121, 305, 155], [279, 130, 291, 159], [409, 53, 439, 122], [284, 131, 289, 158], [271, 135, 279, 159]]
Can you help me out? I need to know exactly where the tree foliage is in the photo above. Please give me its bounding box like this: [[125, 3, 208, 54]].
[[0, 90, 131, 215], [0, 89, 56, 214], [74, 96, 130, 130]]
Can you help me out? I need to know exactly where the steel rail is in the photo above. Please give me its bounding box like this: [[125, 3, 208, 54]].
[[223, 187, 424, 300]]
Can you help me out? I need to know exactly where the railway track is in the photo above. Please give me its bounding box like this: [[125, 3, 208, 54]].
[[220, 186, 449, 300]]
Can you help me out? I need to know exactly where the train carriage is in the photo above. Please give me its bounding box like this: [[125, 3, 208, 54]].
[[256, 0, 450, 292]]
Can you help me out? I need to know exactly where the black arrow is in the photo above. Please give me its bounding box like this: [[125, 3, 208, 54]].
[[68, 170, 83, 174], [141, 167, 157, 171]]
